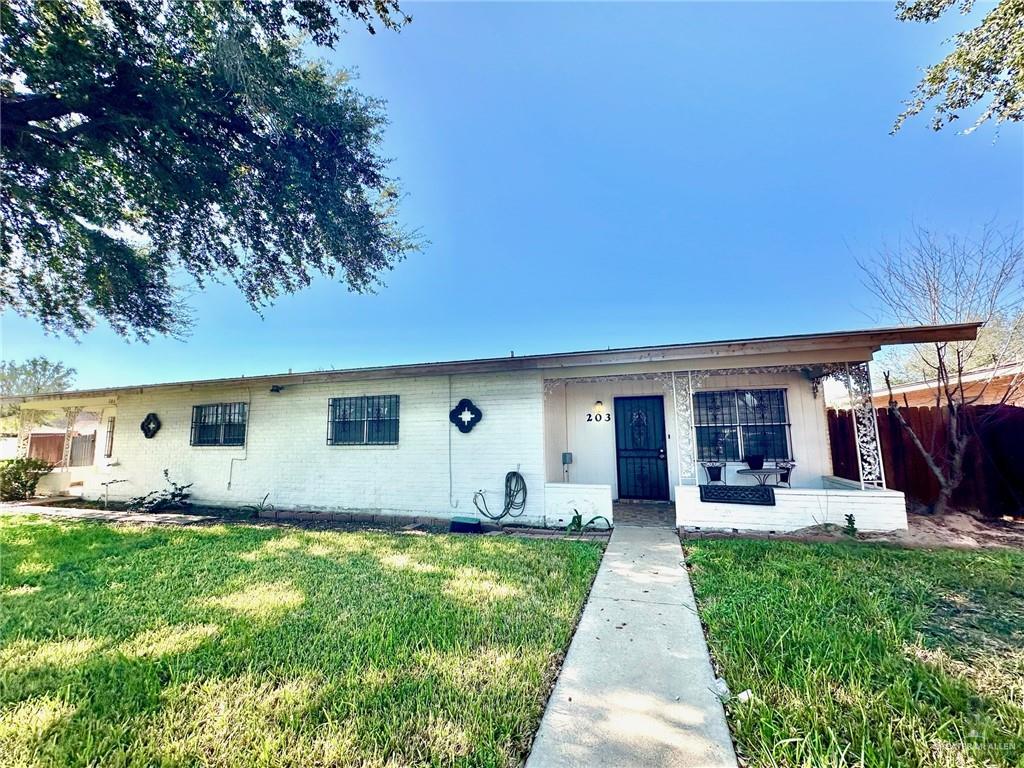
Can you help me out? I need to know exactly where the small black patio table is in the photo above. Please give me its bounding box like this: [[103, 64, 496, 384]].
[[736, 467, 785, 486]]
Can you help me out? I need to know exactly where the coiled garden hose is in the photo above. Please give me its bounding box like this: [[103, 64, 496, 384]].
[[473, 471, 527, 521]]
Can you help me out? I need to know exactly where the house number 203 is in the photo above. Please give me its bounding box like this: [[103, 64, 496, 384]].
[[586, 413, 611, 422]]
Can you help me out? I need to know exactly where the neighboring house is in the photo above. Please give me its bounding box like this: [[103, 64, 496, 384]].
[[4, 323, 978, 532], [872, 362, 1024, 408]]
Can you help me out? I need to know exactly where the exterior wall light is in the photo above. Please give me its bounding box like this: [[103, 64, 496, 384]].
[[593, 400, 604, 413]]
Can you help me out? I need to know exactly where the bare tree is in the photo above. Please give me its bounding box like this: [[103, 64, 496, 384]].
[[860, 224, 1023, 516]]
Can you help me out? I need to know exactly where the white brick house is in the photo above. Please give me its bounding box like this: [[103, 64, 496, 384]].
[[7, 323, 978, 531]]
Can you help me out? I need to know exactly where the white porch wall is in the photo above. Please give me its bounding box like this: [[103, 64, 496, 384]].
[[676, 481, 907, 532], [543, 483, 614, 528], [543, 371, 833, 497], [85, 372, 547, 523], [544, 379, 681, 499]]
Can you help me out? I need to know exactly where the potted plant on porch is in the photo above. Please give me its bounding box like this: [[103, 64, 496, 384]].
[[701, 432, 727, 484]]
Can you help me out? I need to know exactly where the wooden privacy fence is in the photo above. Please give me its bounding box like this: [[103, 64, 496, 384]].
[[27, 434, 64, 465], [26, 433, 97, 468], [828, 404, 1024, 518]]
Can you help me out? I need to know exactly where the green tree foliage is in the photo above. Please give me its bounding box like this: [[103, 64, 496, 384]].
[[0, 356, 76, 402], [0, 357, 76, 434], [1, 0, 417, 339], [895, 0, 1024, 131]]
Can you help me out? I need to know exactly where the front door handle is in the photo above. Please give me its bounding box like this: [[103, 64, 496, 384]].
[[657, 448, 666, 461]]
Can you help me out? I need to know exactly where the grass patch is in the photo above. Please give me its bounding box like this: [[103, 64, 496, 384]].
[[686, 538, 1024, 767], [0, 515, 603, 767]]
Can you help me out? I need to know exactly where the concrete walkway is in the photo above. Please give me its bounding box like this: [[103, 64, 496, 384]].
[[526, 525, 738, 768]]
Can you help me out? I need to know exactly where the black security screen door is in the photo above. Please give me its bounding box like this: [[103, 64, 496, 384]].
[[614, 396, 670, 500]]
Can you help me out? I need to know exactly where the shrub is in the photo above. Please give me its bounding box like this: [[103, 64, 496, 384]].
[[0, 457, 54, 501], [127, 469, 193, 513]]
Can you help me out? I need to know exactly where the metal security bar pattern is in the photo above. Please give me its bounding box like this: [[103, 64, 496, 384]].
[[614, 396, 670, 500], [104, 416, 115, 458], [328, 395, 399, 445], [190, 402, 247, 446], [693, 389, 791, 462]]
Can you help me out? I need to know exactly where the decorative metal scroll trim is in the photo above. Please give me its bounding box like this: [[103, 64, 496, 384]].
[[15, 410, 42, 458], [545, 362, 847, 395], [61, 406, 82, 469], [845, 362, 885, 488], [544, 365, 812, 394], [810, 363, 851, 399], [673, 372, 696, 483], [542, 372, 673, 394]]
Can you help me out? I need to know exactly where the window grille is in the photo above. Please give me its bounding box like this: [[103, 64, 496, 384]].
[[190, 402, 247, 446], [328, 395, 399, 445], [693, 389, 791, 461]]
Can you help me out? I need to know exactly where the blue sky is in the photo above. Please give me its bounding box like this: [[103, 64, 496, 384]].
[[2, 1, 1021, 389]]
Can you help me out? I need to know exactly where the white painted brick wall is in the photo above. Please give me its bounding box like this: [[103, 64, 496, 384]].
[[92, 372, 547, 524], [543, 483, 614, 529], [675, 481, 908, 532]]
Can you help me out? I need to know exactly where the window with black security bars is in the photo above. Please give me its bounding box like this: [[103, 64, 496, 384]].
[[190, 402, 247, 446], [693, 389, 791, 462], [328, 395, 399, 445]]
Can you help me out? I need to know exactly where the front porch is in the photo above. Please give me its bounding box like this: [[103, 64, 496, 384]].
[[13, 397, 117, 499], [676, 476, 907, 532], [542, 358, 907, 533]]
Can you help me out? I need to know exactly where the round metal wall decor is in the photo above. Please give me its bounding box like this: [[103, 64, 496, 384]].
[[140, 412, 161, 439], [449, 399, 482, 433]]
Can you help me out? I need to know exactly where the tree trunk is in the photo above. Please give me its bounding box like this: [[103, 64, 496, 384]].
[[932, 483, 953, 516], [886, 403, 972, 517]]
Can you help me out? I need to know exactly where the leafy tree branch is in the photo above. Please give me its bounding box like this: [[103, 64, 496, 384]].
[[895, 0, 1023, 132], [1, 0, 419, 339]]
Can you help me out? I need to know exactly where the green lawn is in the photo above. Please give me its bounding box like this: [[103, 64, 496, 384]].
[[686, 538, 1024, 768], [0, 515, 603, 768]]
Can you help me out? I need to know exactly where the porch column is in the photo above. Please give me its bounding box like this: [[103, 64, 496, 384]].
[[672, 372, 699, 486], [844, 362, 886, 489], [15, 410, 41, 458], [60, 406, 82, 469]]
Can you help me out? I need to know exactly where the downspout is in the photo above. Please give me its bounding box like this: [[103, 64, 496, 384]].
[[563, 382, 570, 482]]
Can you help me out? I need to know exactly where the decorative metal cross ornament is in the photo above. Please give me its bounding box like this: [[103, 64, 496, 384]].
[[140, 413, 161, 439], [449, 398, 482, 433]]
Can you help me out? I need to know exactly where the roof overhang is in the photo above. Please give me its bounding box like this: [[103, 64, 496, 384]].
[[5, 322, 981, 409]]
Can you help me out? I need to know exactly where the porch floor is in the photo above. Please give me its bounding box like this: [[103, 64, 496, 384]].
[[614, 501, 675, 528]]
